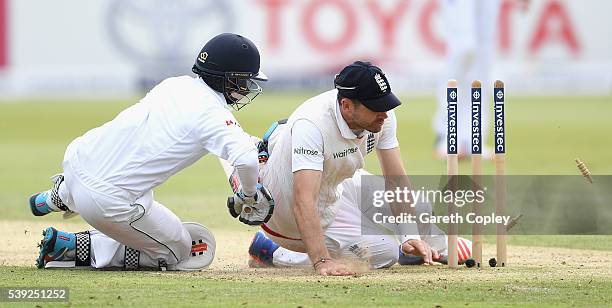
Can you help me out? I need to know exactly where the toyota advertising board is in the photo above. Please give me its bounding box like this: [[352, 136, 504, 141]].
[[0, 0, 611, 96]]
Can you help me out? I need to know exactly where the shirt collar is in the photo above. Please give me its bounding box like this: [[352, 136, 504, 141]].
[[334, 96, 367, 139]]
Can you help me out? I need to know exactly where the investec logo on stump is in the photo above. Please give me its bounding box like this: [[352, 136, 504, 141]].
[[471, 87, 482, 154], [293, 147, 319, 155], [447, 88, 458, 154], [494, 87, 505, 154]]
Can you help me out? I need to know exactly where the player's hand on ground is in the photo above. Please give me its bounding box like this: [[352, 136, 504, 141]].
[[401, 239, 440, 265], [314, 259, 355, 276]]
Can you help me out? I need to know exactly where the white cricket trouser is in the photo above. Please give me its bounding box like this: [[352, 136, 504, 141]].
[[433, 0, 501, 153], [59, 142, 192, 269], [271, 170, 449, 269]]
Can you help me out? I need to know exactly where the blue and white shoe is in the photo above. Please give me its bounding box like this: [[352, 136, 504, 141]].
[[29, 192, 57, 216], [29, 174, 68, 216], [248, 231, 279, 268], [36, 227, 76, 269]]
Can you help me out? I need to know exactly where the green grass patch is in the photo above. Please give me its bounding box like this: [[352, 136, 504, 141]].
[[1, 94, 611, 307], [2, 94, 611, 222], [0, 266, 610, 307]]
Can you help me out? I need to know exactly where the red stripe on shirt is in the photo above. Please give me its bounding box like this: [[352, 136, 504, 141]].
[[261, 224, 301, 241]]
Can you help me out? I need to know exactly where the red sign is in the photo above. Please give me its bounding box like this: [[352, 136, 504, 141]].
[[0, 0, 6, 68], [257, 0, 581, 57]]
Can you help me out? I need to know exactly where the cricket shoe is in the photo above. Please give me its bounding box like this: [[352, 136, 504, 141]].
[[36, 227, 76, 269], [398, 237, 472, 265], [248, 231, 279, 268], [29, 174, 69, 216]]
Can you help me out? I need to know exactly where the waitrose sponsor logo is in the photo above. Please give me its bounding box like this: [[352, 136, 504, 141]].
[[294, 147, 319, 155], [333, 147, 358, 159]]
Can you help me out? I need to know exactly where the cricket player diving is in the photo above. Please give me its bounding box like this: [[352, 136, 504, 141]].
[[249, 61, 471, 275], [245, 61, 472, 276], [28, 33, 275, 270]]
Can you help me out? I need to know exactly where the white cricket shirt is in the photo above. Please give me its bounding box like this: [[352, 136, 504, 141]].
[[67, 76, 257, 199], [261, 89, 399, 240]]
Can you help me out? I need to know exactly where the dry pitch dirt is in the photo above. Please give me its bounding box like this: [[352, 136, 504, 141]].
[[2, 220, 611, 283]]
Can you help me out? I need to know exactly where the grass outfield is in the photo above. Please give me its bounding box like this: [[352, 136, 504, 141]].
[[1, 93, 611, 306]]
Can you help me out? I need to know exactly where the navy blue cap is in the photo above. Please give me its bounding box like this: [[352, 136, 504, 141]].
[[334, 61, 401, 112]]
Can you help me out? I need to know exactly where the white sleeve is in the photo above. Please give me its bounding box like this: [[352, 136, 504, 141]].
[[198, 108, 259, 196], [291, 119, 324, 172], [233, 154, 259, 196], [198, 108, 256, 164], [376, 110, 399, 150]]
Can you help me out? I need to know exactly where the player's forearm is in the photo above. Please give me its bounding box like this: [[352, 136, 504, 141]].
[[233, 149, 259, 196], [292, 169, 328, 261], [387, 177, 415, 217], [378, 148, 414, 216], [293, 199, 330, 261]]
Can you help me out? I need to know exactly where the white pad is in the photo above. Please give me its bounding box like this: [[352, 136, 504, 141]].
[[46, 222, 216, 271], [44, 260, 90, 269], [45, 261, 75, 269], [174, 222, 216, 271]]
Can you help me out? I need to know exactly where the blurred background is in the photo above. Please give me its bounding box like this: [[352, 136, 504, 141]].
[[0, 0, 611, 227], [1, 0, 610, 96]]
